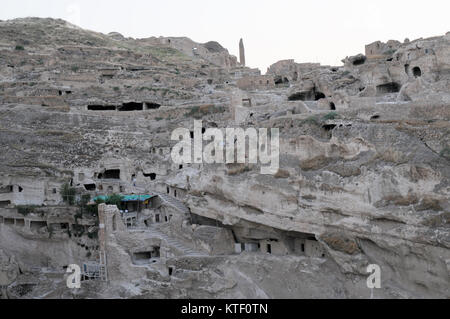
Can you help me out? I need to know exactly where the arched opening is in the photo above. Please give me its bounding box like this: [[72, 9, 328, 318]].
[[329, 102, 336, 110], [412, 67, 422, 78]]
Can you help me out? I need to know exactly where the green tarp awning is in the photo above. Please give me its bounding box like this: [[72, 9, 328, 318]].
[[93, 194, 155, 202]]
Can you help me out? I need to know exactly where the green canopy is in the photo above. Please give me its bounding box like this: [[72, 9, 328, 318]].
[[93, 194, 154, 202]]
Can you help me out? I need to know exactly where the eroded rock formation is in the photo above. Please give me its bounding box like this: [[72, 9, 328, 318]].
[[0, 18, 448, 299]]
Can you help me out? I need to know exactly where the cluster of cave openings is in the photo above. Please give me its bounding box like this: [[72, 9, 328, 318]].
[[98, 169, 121, 180], [376, 82, 401, 95], [118, 102, 143, 111], [87, 105, 116, 111]]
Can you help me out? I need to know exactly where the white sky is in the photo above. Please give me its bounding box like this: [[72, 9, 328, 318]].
[[1, 0, 449, 71]]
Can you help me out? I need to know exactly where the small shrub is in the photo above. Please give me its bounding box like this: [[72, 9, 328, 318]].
[[71, 66, 79, 72], [15, 45, 24, 51], [113, 87, 120, 92], [322, 112, 340, 121]]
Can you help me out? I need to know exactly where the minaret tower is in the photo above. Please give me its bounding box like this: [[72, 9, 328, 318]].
[[239, 38, 246, 67]]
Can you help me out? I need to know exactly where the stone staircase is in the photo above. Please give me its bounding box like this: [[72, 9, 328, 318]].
[[127, 183, 191, 216], [129, 226, 204, 257], [153, 192, 191, 216], [122, 184, 201, 256]]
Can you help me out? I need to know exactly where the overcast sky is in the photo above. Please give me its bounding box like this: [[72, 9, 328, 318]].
[[1, 0, 449, 71]]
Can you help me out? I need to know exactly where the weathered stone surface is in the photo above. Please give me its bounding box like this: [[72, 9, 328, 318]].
[[0, 17, 449, 299]]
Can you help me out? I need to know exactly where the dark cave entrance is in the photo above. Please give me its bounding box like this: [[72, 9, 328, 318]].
[[144, 173, 157, 181], [87, 105, 116, 111], [145, 102, 161, 110], [99, 169, 121, 180], [288, 88, 326, 101], [412, 67, 422, 78], [376, 82, 401, 95], [119, 102, 143, 111], [84, 184, 96, 191]]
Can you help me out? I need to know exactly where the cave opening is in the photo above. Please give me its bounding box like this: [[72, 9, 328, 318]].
[[119, 102, 143, 111], [100, 169, 121, 180], [87, 105, 116, 111], [329, 102, 336, 110], [315, 92, 326, 100], [0, 200, 11, 208], [84, 184, 96, 191], [0, 185, 13, 193], [144, 173, 157, 181], [413, 67, 422, 78], [288, 88, 325, 101], [353, 56, 366, 66], [288, 92, 310, 101], [274, 76, 289, 85], [145, 102, 161, 110], [376, 82, 401, 95]]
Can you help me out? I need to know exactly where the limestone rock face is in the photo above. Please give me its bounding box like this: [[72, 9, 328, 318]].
[[0, 17, 449, 298]]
